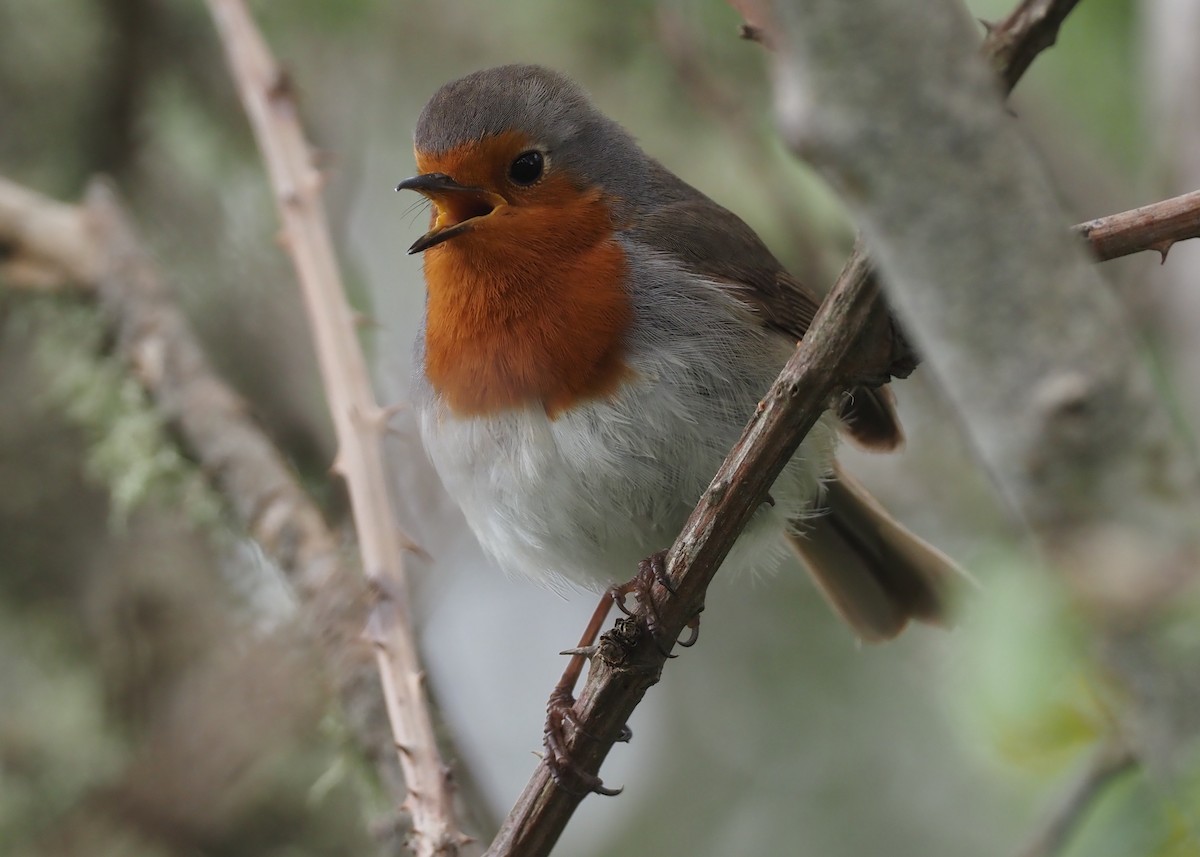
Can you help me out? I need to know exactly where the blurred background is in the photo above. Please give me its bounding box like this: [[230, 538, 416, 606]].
[[2, 0, 1199, 855]]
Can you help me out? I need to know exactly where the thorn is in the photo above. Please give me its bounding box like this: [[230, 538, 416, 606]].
[[306, 167, 328, 194], [401, 537, 433, 563], [267, 67, 294, 100], [355, 401, 409, 438], [362, 618, 387, 650], [560, 645, 598, 658], [1152, 240, 1174, 264], [312, 147, 337, 173], [395, 741, 415, 758], [978, 17, 998, 34], [362, 404, 391, 432], [329, 452, 346, 477], [738, 23, 768, 47], [379, 401, 409, 434]]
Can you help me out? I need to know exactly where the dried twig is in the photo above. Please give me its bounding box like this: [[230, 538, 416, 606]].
[[1075, 188, 1200, 262], [204, 1, 466, 854], [0, 176, 98, 287], [1015, 739, 1136, 857], [982, 0, 1083, 95], [482, 1, 1130, 854]]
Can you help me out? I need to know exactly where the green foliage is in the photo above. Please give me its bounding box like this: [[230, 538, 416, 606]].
[[0, 603, 124, 845], [22, 298, 223, 531], [953, 551, 1200, 854], [953, 550, 1108, 777], [1063, 767, 1200, 857]]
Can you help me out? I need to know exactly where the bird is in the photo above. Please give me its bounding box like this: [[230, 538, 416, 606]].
[[396, 64, 958, 791]]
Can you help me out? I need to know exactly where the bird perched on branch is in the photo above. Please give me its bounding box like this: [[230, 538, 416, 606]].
[[397, 64, 958, 791]]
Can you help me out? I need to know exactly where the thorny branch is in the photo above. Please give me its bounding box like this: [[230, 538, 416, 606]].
[[1075, 188, 1200, 263], [204, 1, 466, 854], [483, 1, 1184, 854], [982, 0, 1083, 95]]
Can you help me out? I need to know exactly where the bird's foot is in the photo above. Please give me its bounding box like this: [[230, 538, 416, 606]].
[[609, 549, 702, 655], [543, 683, 623, 796]]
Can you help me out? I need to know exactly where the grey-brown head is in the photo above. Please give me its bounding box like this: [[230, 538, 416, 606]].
[[396, 64, 649, 253]]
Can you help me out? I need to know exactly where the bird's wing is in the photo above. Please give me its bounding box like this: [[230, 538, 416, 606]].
[[627, 179, 902, 450]]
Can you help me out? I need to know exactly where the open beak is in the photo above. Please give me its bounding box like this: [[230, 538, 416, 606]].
[[395, 173, 507, 254]]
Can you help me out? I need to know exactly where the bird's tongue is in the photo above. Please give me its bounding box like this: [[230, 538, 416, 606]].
[[434, 192, 496, 228]]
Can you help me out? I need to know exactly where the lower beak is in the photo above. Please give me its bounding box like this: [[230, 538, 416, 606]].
[[395, 173, 506, 254]]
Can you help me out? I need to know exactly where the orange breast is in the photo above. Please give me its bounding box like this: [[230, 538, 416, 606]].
[[420, 179, 633, 418]]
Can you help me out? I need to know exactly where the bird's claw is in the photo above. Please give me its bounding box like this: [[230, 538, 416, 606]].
[[609, 550, 702, 655], [543, 688, 623, 796], [678, 611, 701, 648]]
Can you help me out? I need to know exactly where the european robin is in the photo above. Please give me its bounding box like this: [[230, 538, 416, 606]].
[[397, 65, 958, 790]]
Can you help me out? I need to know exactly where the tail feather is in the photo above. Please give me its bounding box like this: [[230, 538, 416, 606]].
[[786, 463, 960, 642], [838, 385, 905, 452]]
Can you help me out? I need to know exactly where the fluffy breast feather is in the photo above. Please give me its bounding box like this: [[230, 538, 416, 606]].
[[412, 242, 838, 592]]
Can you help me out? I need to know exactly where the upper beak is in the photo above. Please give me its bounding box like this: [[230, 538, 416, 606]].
[[395, 173, 506, 254]]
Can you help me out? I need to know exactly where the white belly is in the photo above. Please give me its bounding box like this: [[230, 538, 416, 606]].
[[416, 333, 836, 592]]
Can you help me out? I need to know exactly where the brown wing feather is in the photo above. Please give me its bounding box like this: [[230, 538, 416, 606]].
[[626, 164, 902, 449]]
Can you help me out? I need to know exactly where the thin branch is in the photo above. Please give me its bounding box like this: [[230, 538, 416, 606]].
[[1015, 739, 1137, 857], [1075, 188, 1200, 263], [982, 0, 1084, 96], [204, 1, 466, 854], [483, 1, 1110, 853], [0, 176, 98, 286]]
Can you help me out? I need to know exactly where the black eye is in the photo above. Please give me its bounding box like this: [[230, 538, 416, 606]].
[[508, 150, 544, 186]]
